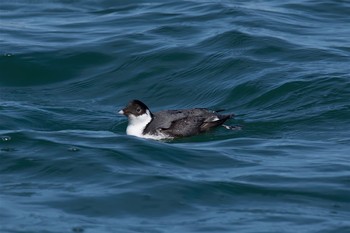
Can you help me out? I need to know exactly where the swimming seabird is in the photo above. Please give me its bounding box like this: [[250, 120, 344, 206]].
[[118, 99, 235, 140]]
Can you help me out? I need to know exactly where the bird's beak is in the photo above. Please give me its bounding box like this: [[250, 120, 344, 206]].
[[118, 109, 125, 115]]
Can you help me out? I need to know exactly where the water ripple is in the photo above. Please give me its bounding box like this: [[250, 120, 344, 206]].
[[1, 1, 350, 233]]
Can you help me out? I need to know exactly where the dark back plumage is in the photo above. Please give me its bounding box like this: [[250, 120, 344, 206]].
[[144, 108, 233, 137]]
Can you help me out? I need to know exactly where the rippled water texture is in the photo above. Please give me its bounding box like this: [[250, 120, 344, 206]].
[[1, 1, 350, 232]]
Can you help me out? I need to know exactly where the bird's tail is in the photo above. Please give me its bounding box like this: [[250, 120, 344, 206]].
[[219, 114, 241, 131], [200, 114, 232, 131]]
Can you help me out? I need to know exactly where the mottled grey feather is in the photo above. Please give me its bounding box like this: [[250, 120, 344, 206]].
[[143, 108, 233, 136]]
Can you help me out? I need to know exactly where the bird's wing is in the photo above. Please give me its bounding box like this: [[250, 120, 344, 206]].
[[159, 116, 206, 137], [144, 108, 232, 136], [160, 113, 233, 137], [149, 109, 208, 129]]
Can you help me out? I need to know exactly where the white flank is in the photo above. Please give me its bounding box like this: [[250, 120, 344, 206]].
[[207, 116, 220, 122], [212, 116, 220, 121]]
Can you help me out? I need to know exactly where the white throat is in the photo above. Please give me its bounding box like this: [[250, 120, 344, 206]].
[[126, 109, 152, 137]]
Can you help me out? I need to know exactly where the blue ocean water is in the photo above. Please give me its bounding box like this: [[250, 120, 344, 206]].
[[1, 0, 350, 232]]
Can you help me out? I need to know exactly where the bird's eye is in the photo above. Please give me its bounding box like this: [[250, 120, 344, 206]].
[[136, 107, 141, 113]]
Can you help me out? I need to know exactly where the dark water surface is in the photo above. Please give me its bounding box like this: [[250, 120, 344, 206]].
[[1, 1, 350, 232]]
